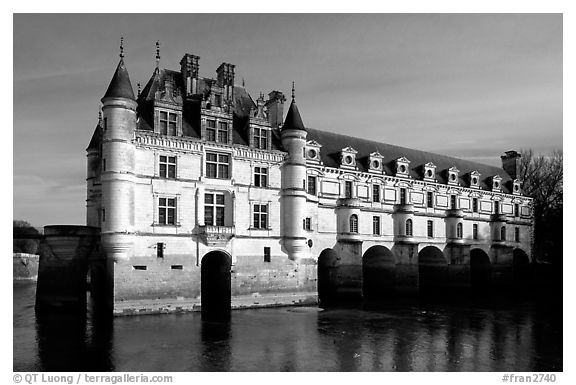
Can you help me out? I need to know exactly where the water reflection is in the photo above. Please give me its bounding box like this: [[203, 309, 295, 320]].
[[13, 282, 562, 372]]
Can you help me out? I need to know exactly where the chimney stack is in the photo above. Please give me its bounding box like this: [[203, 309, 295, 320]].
[[501, 150, 522, 179], [180, 53, 200, 96], [265, 91, 286, 128]]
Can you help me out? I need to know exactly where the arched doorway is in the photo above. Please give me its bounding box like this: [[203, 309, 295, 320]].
[[362, 245, 395, 300], [470, 249, 491, 291], [513, 249, 531, 288], [201, 250, 232, 315], [418, 246, 448, 292], [318, 248, 339, 305]]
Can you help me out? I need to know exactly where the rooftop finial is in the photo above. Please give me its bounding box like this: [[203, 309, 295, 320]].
[[155, 41, 160, 68], [291, 81, 295, 101], [120, 37, 125, 59]]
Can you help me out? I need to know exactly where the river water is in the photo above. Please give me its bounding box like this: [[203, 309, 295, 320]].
[[13, 281, 562, 372]]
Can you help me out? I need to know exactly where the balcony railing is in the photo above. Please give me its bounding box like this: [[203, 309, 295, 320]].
[[490, 214, 507, 222], [445, 209, 464, 218], [393, 203, 414, 213], [198, 225, 235, 246]]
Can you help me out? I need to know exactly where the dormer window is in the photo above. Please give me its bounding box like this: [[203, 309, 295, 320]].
[[469, 170, 481, 189], [158, 110, 178, 136], [306, 140, 322, 163], [340, 147, 358, 169], [492, 175, 503, 192], [447, 166, 459, 186], [368, 151, 384, 173], [395, 157, 410, 177], [512, 179, 521, 195], [205, 119, 230, 144], [423, 162, 436, 182], [254, 127, 269, 150]]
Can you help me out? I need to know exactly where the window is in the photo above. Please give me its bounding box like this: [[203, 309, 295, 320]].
[[494, 202, 500, 215], [157, 243, 164, 258], [373, 185, 380, 202], [373, 216, 381, 235], [206, 152, 230, 179], [103, 117, 108, 131], [214, 94, 222, 107], [206, 119, 216, 141], [254, 128, 269, 150], [171, 265, 183, 270], [102, 158, 106, 172], [473, 224, 478, 240], [450, 195, 457, 209], [426, 191, 434, 208], [514, 204, 520, 217], [254, 167, 268, 188], [205, 193, 225, 226], [515, 227, 520, 242], [158, 198, 177, 225], [102, 208, 105, 222], [427, 220, 433, 238], [253, 204, 268, 229], [349, 214, 358, 233], [457, 223, 463, 238], [501, 226, 506, 241], [264, 247, 271, 263], [405, 219, 413, 236], [472, 198, 478, 213], [345, 181, 353, 199], [218, 122, 228, 143], [303, 217, 312, 231], [159, 111, 177, 136], [307, 176, 317, 195], [399, 188, 407, 204], [159, 155, 176, 179]]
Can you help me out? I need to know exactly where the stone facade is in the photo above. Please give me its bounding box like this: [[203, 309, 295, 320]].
[[86, 49, 533, 313]]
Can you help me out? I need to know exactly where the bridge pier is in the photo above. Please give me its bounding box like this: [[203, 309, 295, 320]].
[[35, 226, 108, 312]]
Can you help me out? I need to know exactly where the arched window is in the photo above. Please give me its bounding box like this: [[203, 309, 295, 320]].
[[405, 219, 413, 236], [501, 226, 506, 241], [457, 222, 463, 238], [349, 214, 358, 233]]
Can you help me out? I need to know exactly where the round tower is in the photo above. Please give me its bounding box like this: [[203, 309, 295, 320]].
[[280, 85, 308, 261], [100, 41, 137, 262]]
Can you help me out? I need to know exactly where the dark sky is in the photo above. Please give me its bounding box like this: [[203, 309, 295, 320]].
[[13, 14, 562, 227]]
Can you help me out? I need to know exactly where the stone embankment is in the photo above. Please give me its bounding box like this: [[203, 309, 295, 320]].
[[13, 253, 40, 280]]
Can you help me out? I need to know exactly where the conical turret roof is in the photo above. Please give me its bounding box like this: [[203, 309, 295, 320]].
[[102, 59, 135, 100], [282, 99, 306, 132]]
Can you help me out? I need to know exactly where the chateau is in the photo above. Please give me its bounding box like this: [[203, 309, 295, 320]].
[[84, 44, 533, 314]]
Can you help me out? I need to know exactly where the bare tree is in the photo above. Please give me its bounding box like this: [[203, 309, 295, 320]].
[[518, 149, 563, 264]]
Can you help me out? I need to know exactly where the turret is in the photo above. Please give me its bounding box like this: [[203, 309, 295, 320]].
[[86, 112, 103, 227], [100, 38, 137, 262], [280, 84, 308, 261]]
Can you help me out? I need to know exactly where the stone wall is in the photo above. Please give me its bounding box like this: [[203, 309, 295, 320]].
[[13, 253, 39, 280]]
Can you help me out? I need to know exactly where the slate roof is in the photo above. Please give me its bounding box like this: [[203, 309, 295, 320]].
[[281, 100, 306, 132], [102, 59, 135, 100], [306, 128, 513, 193]]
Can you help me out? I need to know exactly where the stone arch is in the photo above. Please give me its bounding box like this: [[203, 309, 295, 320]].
[[362, 245, 396, 300], [418, 246, 448, 292], [201, 250, 232, 315], [470, 248, 491, 291], [318, 248, 339, 305], [513, 248, 531, 288]]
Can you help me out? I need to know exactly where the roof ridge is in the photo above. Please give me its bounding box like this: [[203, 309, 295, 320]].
[[306, 127, 506, 173]]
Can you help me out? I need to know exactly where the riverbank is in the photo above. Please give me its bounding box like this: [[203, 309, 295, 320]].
[[114, 291, 318, 316]]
